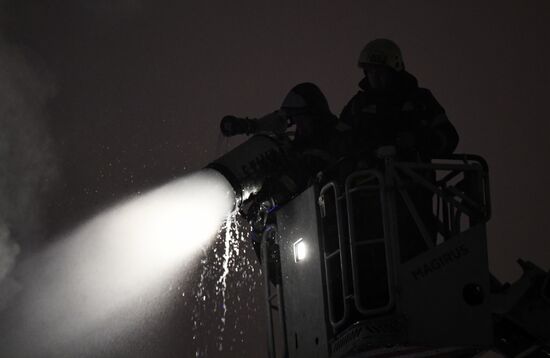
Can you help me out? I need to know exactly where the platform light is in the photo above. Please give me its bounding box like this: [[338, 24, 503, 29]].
[[294, 238, 307, 262]]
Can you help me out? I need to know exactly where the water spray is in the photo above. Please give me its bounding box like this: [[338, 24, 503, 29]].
[[0, 169, 237, 357], [0, 111, 300, 356]]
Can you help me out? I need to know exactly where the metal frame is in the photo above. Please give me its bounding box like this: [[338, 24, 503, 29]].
[[319, 182, 351, 330], [261, 225, 289, 358], [542, 273, 550, 306], [393, 172, 435, 249], [345, 170, 396, 316], [393, 155, 491, 243], [261, 152, 492, 357]]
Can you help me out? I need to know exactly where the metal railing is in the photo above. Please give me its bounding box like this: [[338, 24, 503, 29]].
[[345, 170, 395, 316], [317, 151, 491, 331], [262, 226, 289, 358], [263, 150, 492, 356], [393, 154, 490, 244], [319, 182, 351, 329]]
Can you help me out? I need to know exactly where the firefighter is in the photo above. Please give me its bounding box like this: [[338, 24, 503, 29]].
[[220, 82, 341, 215], [226, 83, 340, 282], [340, 39, 458, 261], [340, 38, 459, 161], [220, 82, 338, 153], [257, 82, 339, 206], [281, 82, 338, 154]]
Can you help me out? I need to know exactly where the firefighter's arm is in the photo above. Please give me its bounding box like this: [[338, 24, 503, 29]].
[[423, 111, 459, 155], [415, 89, 459, 156]]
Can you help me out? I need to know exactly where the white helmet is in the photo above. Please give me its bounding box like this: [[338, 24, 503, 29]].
[[358, 39, 405, 72]]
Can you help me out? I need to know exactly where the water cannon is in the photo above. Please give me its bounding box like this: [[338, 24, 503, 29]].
[[207, 115, 292, 205]]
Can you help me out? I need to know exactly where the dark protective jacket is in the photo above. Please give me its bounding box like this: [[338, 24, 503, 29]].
[[262, 111, 340, 205], [340, 71, 459, 161]]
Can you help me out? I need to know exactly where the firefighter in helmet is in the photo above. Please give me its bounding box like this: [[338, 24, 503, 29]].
[[340, 39, 459, 261], [340, 38, 458, 161]]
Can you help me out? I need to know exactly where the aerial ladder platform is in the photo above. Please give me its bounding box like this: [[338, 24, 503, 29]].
[[256, 148, 550, 358]]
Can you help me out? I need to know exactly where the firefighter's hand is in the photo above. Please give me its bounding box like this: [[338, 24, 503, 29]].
[[239, 194, 274, 233], [239, 192, 270, 219], [239, 196, 260, 222]]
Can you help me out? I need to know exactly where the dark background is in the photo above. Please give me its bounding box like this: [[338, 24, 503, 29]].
[[1, 1, 549, 357]]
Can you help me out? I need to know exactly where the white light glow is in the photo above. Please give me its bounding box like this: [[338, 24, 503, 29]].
[[294, 238, 307, 262], [3, 169, 236, 356]]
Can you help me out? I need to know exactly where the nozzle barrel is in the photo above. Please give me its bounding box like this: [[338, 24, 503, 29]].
[[207, 134, 290, 204], [220, 115, 257, 137], [220, 112, 288, 137]]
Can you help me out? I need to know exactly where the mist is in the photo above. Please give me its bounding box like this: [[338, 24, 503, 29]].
[[0, 169, 235, 357], [0, 33, 57, 299]]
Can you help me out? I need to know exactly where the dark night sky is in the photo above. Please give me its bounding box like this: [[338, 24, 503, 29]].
[[1, 1, 549, 357]]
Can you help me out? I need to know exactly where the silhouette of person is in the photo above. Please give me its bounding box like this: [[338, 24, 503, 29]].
[[340, 39, 458, 161], [340, 39, 459, 261], [220, 82, 338, 156], [220, 82, 341, 209], [260, 82, 339, 205], [225, 83, 340, 280]]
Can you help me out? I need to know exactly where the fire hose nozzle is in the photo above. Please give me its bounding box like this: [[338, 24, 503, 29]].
[[220, 112, 288, 137], [220, 115, 257, 137], [207, 134, 291, 204]]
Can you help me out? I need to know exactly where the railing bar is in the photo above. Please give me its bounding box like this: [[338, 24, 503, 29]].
[[261, 227, 276, 358], [396, 166, 477, 217], [393, 173, 435, 249], [325, 250, 341, 259], [346, 169, 395, 317], [446, 186, 484, 214], [436, 221, 451, 239], [436, 170, 462, 185], [348, 186, 381, 193], [320, 181, 351, 330], [353, 239, 385, 246], [396, 162, 482, 171]]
